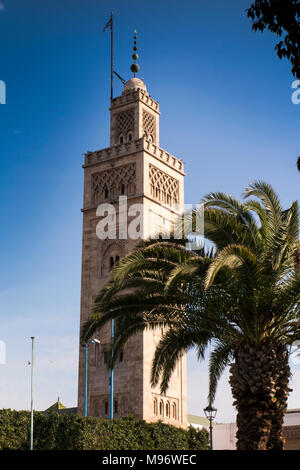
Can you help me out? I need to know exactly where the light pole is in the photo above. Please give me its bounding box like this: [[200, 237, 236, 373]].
[[110, 318, 114, 420], [30, 337, 35, 451], [84, 338, 100, 417], [204, 404, 217, 450]]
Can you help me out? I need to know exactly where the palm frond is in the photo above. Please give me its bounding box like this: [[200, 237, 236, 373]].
[[150, 327, 211, 393], [243, 181, 283, 237], [205, 244, 258, 289], [208, 340, 234, 403]]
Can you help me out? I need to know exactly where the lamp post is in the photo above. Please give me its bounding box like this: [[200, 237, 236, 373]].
[[84, 338, 100, 417], [204, 404, 217, 450], [30, 337, 35, 451], [110, 318, 114, 420]]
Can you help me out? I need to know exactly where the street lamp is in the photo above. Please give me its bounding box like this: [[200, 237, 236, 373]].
[[30, 337, 35, 451], [84, 338, 100, 417], [204, 404, 217, 450]]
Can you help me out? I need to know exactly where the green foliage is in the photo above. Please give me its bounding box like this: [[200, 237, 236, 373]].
[[247, 0, 300, 78], [0, 409, 30, 450], [0, 410, 209, 450], [187, 425, 210, 450]]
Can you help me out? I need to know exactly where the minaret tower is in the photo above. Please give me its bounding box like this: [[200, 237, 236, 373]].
[[77, 32, 187, 427]]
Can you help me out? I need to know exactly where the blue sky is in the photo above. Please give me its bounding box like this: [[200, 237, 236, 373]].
[[0, 0, 299, 422]]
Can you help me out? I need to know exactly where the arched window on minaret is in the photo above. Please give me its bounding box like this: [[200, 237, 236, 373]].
[[153, 398, 158, 415], [159, 400, 164, 416], [109, 256, 114, 270], [127, 131, 133, 142], [166, 401, 170, 418], [119, 134, 124, 144], [172, 402, 177, 420], [104, 350, 108, 364]]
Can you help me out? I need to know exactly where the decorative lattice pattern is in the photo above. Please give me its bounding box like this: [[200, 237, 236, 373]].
[[142, 110, 156, 141], [92, 163, 136, 204], [115, 109, 134, 139], [149, 164, 179, 207]]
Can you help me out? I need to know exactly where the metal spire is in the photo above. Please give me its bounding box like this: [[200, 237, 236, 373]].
[[103, 12, 114, 100], [130, 30, 140, 77]]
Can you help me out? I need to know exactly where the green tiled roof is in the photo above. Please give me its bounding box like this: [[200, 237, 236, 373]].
[[45, 397, 67, 412], [188, 414, 209, 426], [43, 397, 78, 415]]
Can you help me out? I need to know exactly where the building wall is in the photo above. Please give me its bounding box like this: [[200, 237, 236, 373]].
[[284, 410, 300, 426], [77, 79, 187, 428], [189, 410, 300, 450], [283, 425, 300, 450]]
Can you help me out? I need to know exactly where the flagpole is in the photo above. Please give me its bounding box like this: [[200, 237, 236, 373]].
[[110, 318, 114, 420], [30, 337, 35, 451], [110, 12, 113, 101]]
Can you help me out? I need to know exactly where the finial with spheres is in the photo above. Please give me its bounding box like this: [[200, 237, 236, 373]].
[[130, 30, 140, 77]]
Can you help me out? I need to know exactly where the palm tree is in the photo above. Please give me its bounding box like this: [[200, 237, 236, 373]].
[[82, 181, 300, 450]]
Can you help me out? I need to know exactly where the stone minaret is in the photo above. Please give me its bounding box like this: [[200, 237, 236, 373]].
[[77, 43, 187, 427]]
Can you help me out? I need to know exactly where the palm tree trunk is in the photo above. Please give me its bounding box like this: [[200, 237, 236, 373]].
[[266, 344, 291, 450], [229, 342, 291, 450]]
